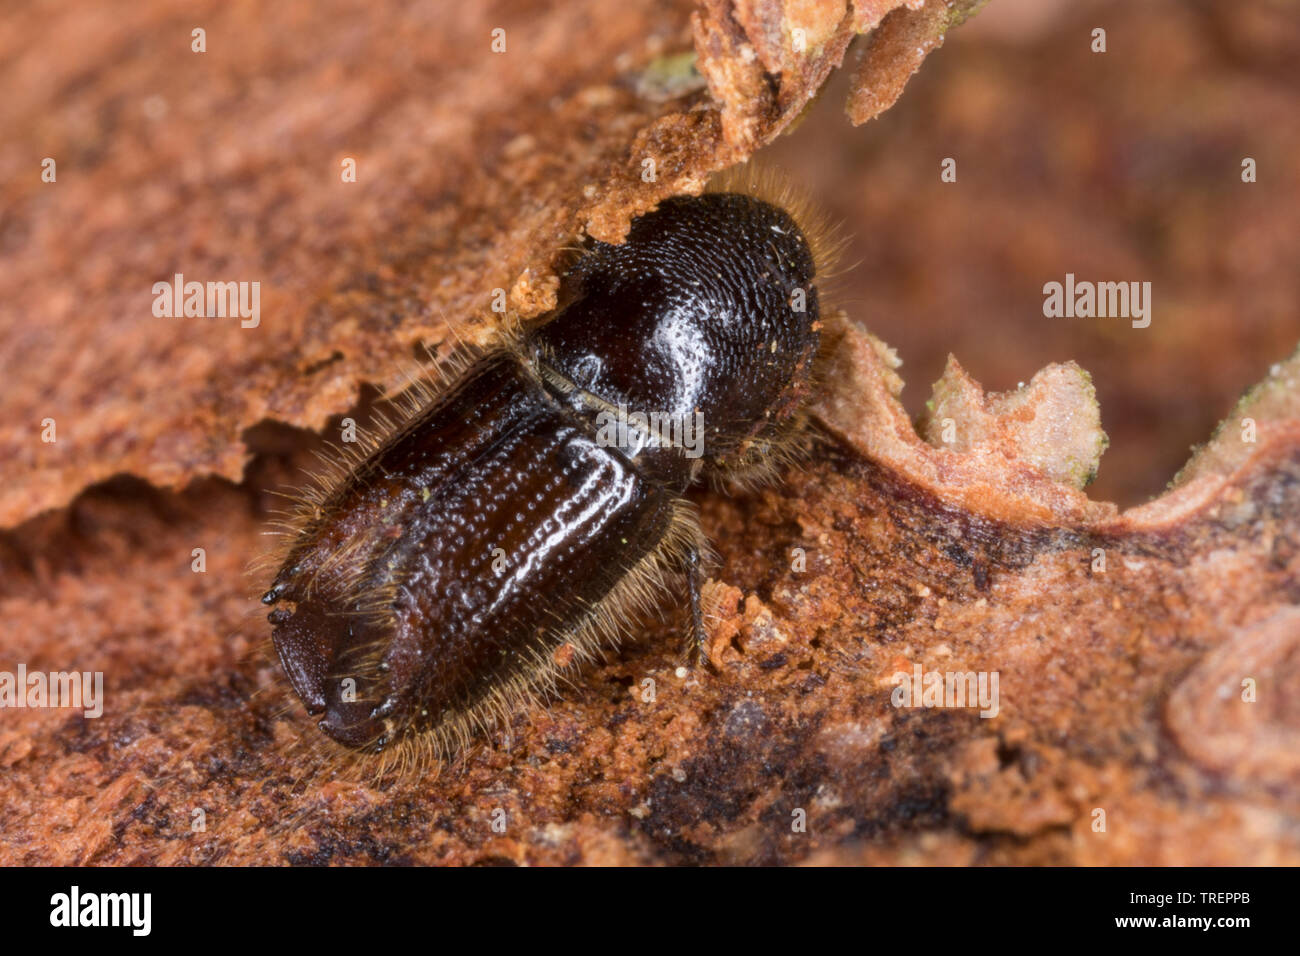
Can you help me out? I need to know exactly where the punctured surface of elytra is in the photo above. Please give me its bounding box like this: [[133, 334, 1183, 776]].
[[262, 189, 827, 761]]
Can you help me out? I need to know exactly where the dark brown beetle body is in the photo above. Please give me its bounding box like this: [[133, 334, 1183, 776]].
[[263, 190, 826, 759]]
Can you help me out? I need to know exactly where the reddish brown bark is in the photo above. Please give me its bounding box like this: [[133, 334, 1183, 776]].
[[1, 0, 1296, 865]]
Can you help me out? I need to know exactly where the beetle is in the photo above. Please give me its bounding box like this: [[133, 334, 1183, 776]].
[[262, 180, 834, 764]]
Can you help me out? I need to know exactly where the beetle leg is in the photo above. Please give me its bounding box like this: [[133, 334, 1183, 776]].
[[685, 545, 710, 668]]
